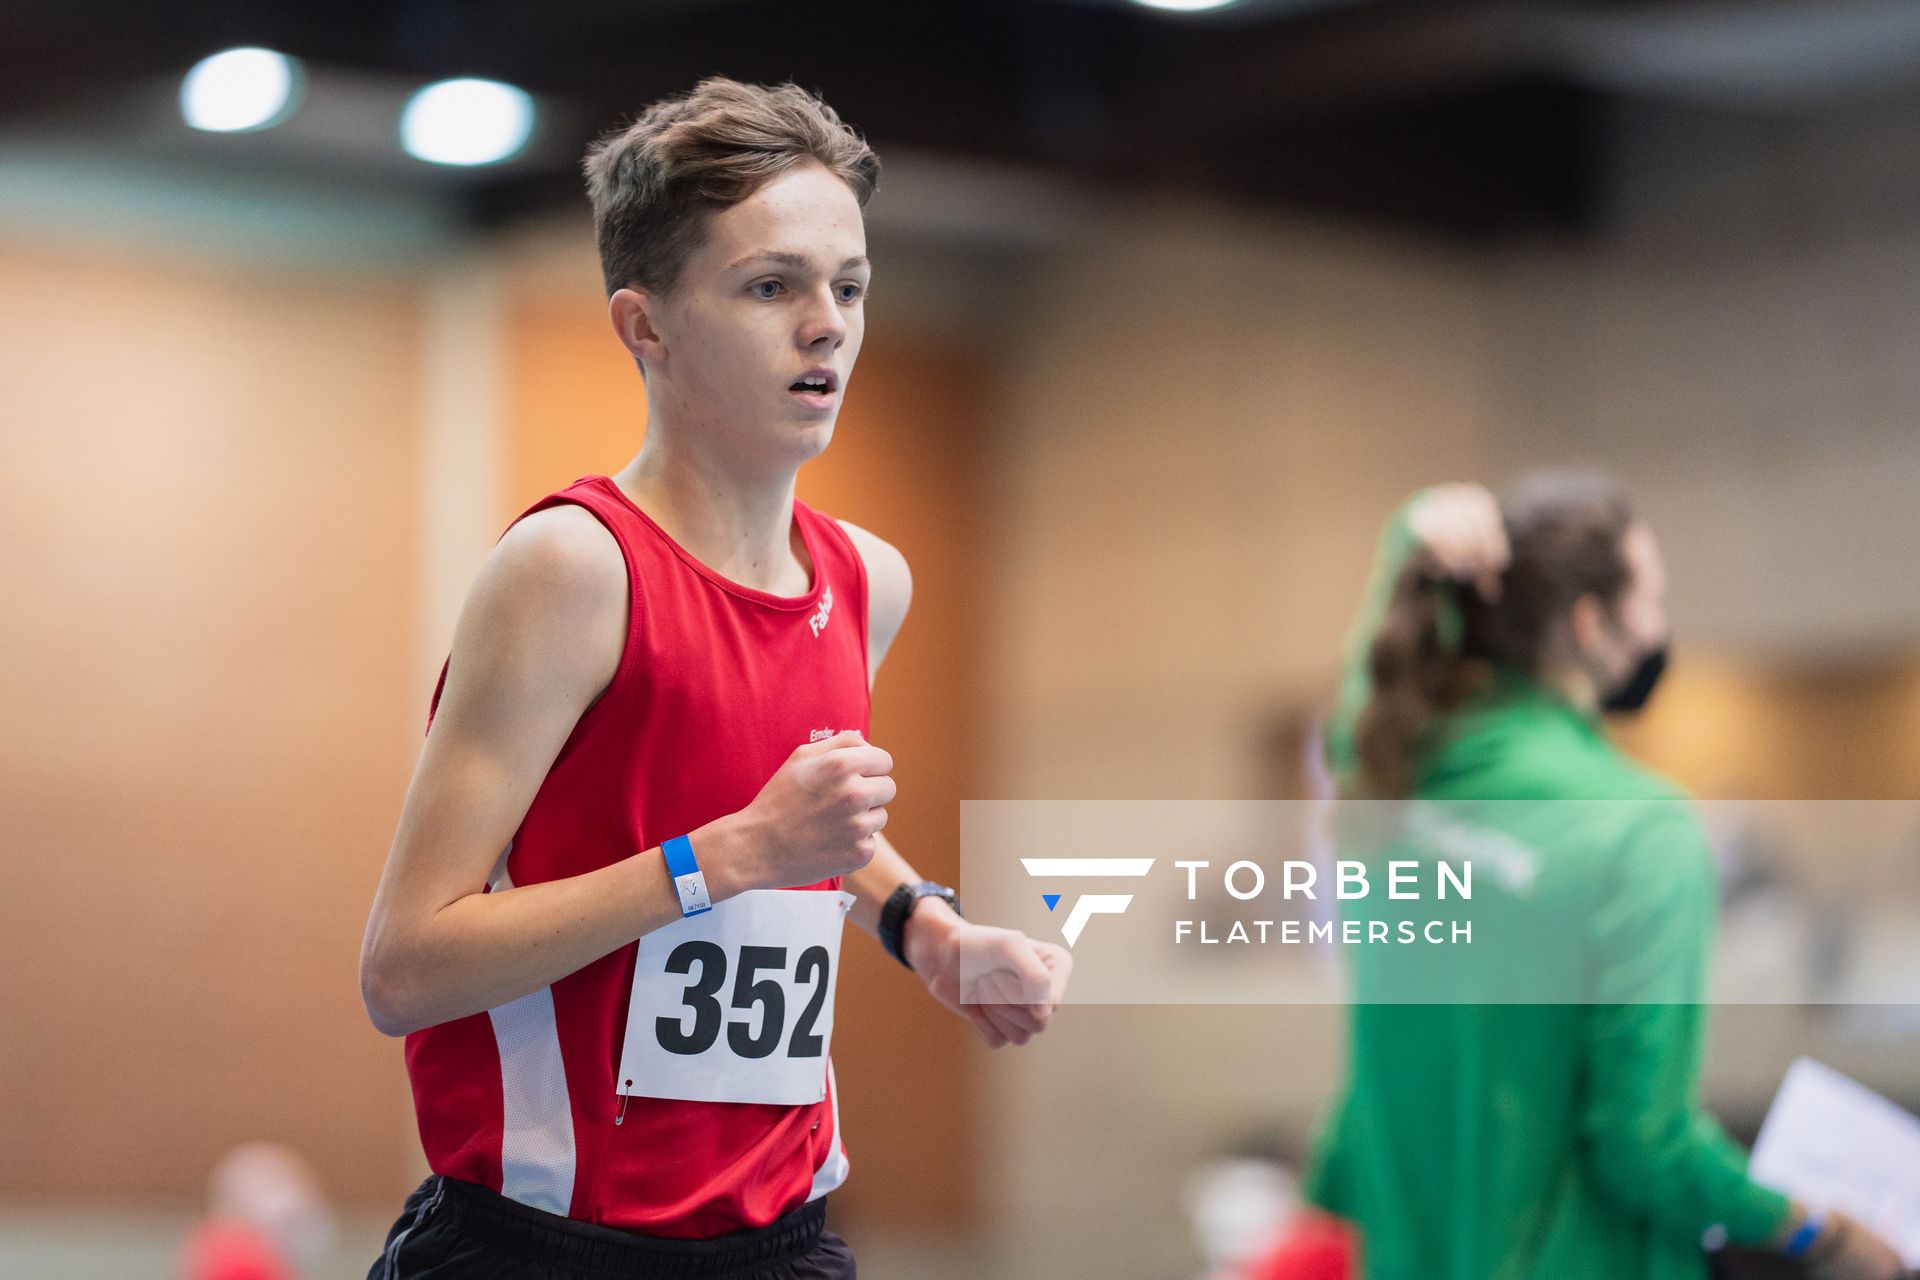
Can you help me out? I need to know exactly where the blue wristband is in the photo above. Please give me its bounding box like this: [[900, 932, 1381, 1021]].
[[662, 834, 712, 917], [1784, 1213, 1823, 1258]]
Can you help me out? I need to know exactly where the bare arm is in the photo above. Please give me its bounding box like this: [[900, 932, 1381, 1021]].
[[836, 519, 1071, 1048], [836, 518, 921, 940], [360, 508, 888, 1036], [361, 508, 703, 1034]]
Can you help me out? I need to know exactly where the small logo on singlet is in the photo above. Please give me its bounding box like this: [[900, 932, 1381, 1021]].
[[808, 585, 834, 637], [809, 727, 837, 743]]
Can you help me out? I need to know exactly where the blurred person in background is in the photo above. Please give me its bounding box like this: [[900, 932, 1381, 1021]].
[[178, 1142, 336, 1280], [1303, 474, 1906, 1280], [1183, 1133, 1355, 1280], [358, 77, 1067, 1280]]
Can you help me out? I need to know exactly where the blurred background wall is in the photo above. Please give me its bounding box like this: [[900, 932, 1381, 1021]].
[[2, 2, 1918, 1277], [975, 100, 1920, 1277]]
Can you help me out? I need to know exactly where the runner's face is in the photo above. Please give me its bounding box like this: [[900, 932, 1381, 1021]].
[[653, 162, 869, 468]]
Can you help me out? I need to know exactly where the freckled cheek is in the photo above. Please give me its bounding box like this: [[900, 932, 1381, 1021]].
[[711, 325, 775, 379]]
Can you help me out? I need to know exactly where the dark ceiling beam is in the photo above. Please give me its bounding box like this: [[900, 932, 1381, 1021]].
[[1123, 1, 1548, 139]]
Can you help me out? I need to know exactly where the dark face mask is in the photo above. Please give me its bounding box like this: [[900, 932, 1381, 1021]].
[[1602, 642, 1669, 713]]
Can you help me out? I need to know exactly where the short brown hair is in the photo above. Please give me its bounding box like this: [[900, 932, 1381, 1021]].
[[582, 77, 880, 296]]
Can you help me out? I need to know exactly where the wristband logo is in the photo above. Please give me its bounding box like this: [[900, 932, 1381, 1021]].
[[1022, 858, 1156, 946]]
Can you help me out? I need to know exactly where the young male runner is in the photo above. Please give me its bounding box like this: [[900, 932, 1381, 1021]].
[[359, 78, 1070, 1278]]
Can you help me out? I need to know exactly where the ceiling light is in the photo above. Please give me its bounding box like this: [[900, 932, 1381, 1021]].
[[400, 78, 535, 166], [1131, 0, 1241, 12], [181, 47, 301, 133]]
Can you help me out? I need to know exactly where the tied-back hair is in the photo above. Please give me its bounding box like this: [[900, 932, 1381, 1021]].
[[1354, 470, 1636, 798]]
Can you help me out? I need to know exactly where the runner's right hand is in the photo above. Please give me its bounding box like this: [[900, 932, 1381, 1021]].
[[730, 730, 893, 891]]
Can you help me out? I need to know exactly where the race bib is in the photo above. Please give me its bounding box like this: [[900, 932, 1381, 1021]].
[[617, 889, 854, 1106]]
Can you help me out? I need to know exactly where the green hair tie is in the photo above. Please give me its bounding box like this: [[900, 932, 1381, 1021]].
[[1434, 583, 1465, 654]]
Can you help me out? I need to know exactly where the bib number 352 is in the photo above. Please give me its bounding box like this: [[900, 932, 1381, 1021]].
[[655, 941, 832, 1060], [617, 889, 852, 1106]]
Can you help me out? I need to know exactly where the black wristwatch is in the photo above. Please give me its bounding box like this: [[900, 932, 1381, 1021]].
[[878, 880, 962, 970]]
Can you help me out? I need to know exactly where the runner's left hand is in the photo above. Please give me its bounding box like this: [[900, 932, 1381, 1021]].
[[905, 903, 1071, 1048]]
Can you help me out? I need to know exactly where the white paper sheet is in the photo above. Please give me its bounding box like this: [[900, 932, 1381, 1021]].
[[1749, 1057, 1920, 1265]]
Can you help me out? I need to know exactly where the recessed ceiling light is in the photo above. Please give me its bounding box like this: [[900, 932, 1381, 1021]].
[[1131, 0, 1241, 13], [181, 47, 301, 133], [400, 78, 535, 167]]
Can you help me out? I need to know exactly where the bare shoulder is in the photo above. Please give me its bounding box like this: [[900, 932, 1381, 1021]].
[[450, 503, 628, 711], [835, 519, 912, 666], [478, 506, 625, 629], [489, 503, 624, 595]]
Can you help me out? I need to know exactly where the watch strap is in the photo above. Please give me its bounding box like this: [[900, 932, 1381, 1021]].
[[879, 879, 960, 970]]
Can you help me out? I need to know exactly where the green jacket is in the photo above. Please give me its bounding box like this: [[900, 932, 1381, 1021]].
[[1304, 499, 1789, 1280]]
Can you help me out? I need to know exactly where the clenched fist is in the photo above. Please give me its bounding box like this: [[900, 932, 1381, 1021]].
[[905, 899, 1073, 1049], [728, 730, 895, 893]]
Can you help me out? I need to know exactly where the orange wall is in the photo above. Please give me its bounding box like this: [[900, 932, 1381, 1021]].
[[0, 241, 422, 1201], [502, 287, 646, 515], [1615, 652, 1920, 800]]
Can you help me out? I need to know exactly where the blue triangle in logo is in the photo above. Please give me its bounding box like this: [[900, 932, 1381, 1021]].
[[1042, 894, 1061, 912]]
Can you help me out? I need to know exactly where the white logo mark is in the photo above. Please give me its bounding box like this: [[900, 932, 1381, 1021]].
[[1020, 858, 1156, 947]]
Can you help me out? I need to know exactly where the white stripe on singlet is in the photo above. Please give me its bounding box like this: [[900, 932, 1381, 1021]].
[[807, 1057, 850, 1201], [486, 850, 578, 1216]]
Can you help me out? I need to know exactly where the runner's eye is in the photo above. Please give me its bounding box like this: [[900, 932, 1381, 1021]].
[[750, 280, 784, 300]]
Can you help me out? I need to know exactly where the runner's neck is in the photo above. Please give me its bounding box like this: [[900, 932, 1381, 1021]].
[[612, 445, 809, 597]]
